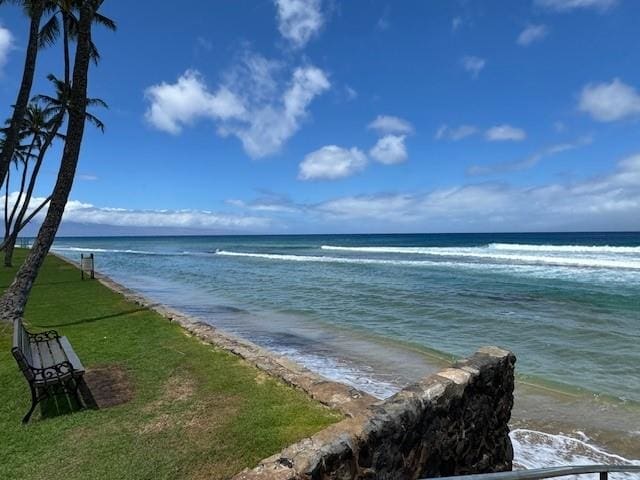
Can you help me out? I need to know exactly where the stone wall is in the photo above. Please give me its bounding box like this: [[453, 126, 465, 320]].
[[234, 346, 516, 480]]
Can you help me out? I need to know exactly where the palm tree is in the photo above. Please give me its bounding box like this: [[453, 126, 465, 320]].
[[4, 104, 53, 233], [2, 137, 31, 242], [35, 73, 106, 130], [2, 76, 106, 266], [2, 103, 60, 266], [0, 0, 105, 322], [0, 0, 114, 190], [39, 0, 115, 84], [0, 0, 50, 192]]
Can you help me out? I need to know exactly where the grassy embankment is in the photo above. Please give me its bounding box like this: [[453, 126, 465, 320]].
[[0, 250, 340, 480]]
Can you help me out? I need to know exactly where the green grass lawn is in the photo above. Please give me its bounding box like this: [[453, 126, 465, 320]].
[[0, 250, 340, 480]]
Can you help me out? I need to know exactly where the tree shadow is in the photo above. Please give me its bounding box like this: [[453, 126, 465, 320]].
[[40, 306, 156, 328]]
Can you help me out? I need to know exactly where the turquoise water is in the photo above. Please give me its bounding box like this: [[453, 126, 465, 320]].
[[52, 233, 640, 401], [50, 232, 640, 470]]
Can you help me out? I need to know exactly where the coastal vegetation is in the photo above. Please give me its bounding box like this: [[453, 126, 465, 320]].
[[0, 250, 340, 479], [0, 0, 114, 320]]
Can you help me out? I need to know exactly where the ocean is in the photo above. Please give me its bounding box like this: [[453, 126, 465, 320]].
[[49, 232, 640, 475]]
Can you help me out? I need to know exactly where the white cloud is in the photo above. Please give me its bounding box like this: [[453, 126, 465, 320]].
[[144, 70, 245, 134], [78, 174, 98, 181], [367, 115, 414, 135], [1, 193, 270, 231], [313, 153, 640, 231], [145, 55, 330, 158], [468, 136, 591, 175], [274, 0, 324, 49], [345, 85, 358, 101], [0, 25, 13, 74], [227, 150, 640, 231], [226, 195, 298, 213], [435, 124, 478, 141], [535, 0, 617, 12], [196, 36, 213, 52], [553, 121, 566, 132], [517, 24, 549, 46], [376, 6, 390, 31], [369, 135, 408, 165], [485, 124, 527, 141], [452, 17, 463, 32], [298, 145, 367, 180], [224, 65, 330, 158], [461, 56, 485, 78], [578, 78, 640, 122]]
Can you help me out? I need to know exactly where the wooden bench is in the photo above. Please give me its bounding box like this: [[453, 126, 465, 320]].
[[11, 318, 86, 423]]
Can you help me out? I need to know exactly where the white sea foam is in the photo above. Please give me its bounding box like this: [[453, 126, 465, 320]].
[[273, 346, 399, 399], [511, 429, 640, 479], [320, 245, 640, 270], [53, 246, 159, 255], [489, 243, 640, 254], [214, 250, 640, 287], [215, 250, 444, 266], [51, 246, 204, 257]]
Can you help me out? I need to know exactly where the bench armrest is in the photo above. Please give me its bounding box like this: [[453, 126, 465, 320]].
[[28, 329, 60, 342]]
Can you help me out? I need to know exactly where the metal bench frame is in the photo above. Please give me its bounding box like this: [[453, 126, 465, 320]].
[[11, 319, 86, 423]]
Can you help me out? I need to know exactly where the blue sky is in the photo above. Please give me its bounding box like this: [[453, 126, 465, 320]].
[[1, 0, 640, 234]]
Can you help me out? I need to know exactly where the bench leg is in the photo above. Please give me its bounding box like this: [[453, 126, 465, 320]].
[[70, 378, 84, 409], [22, 385, 39, 424]]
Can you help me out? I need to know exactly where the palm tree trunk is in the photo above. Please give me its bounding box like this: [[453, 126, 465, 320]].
[[4, 167, 11, 239], [3, 158, 29, 267], [63, 12, 70, 86], [3, 236, 16, 267], [0, 0, 45, 190], [6, 141, 36, 236], [2, 117, 63, 265], [0, 195, 51, 252], [0, 0, 101, 323]]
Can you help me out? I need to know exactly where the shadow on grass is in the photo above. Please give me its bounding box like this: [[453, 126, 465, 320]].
[[39, 387, 88, 420], [33, 367, 131, 423], [32, 279, 92, 287], [40, 306, 155, 328]]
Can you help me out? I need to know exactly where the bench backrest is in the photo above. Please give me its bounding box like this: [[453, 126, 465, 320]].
[[12, 319, 34, 380]]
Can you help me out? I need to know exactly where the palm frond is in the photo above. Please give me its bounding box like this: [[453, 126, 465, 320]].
[[86, 97, 107, 109], [94, 12, 116, 31], [88, 39, 101, 65], [38, 14, 60, 48], [84, 112, 104, 132]]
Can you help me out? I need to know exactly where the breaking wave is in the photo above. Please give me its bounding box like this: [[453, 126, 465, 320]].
[[489, 243, 640, 254], [320, 245, 640, 270], [214, 250, 441, 266], [511, 429, 640, 479]]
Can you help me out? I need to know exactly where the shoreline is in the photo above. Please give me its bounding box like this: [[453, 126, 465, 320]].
[[52, 251, 376, 418], [51, 249, 640, 467]]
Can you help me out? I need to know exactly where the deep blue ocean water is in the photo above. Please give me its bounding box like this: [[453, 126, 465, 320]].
[[49, 232, 640, 471]]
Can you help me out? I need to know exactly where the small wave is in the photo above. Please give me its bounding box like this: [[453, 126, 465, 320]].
[[511, 429, 640, 479], [215, 250, 440, 267], [320, 246, 640, 270], [490, 243, 640, 254], [52, 246, 190, 256]]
